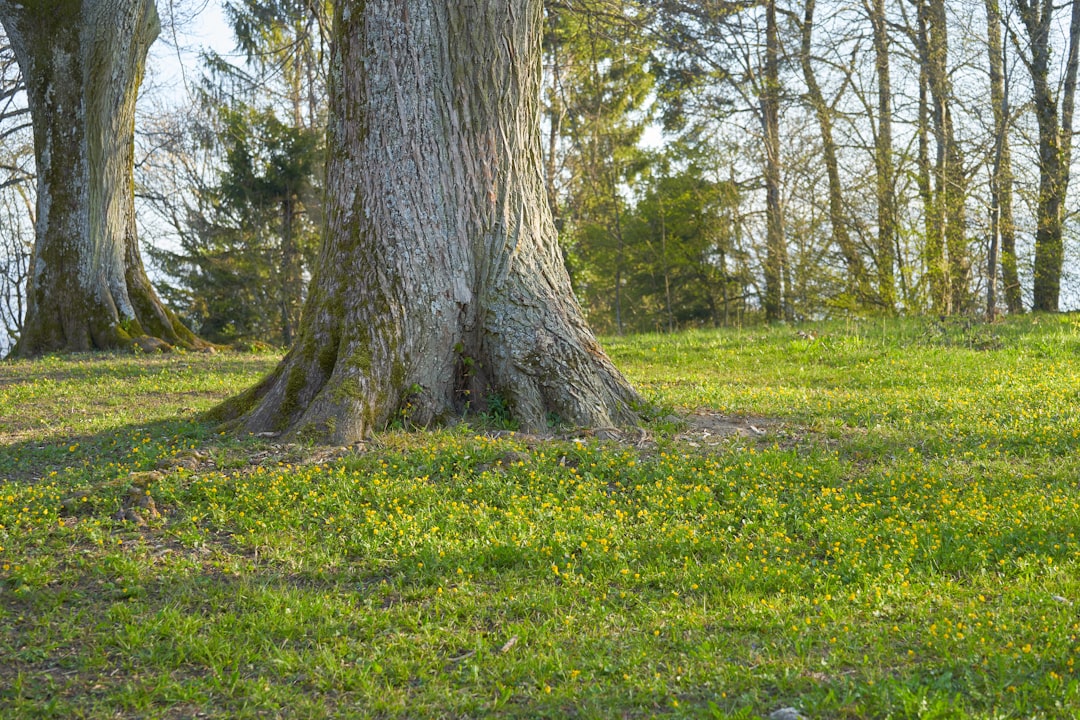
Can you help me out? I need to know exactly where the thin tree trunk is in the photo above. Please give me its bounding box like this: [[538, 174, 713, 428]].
[[215, 0, 640, 443], [762, 0, 785, 322], [1023, 0, 1063, 312], [926, 0, 969, 314], [280, 194, 297, 346], [610, 166, 627, 335], [868, 0, 897, 311], [0, 0, 204, 356], [914, 0, 969, 313], [985, 0, 1019, 316], [659, 193, 673, 332], [801, 0, 867, 305], [914, 0, 943, 312]]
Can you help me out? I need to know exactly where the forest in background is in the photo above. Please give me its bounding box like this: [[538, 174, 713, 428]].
[[3, 0, 1080, 348]]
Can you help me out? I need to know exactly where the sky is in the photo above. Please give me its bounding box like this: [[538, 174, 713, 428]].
[[142, 0, 235, 110]]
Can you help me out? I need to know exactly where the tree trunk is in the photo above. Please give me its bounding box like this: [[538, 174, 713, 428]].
[[0, 0, 204, 356], [280, 194, 298, 346], [868, 0, 897, 311], [985, 0, 1020, 315], [1015, 0, 1080, 312], [925, 0, 969, 314], [609, 166, 627, 336], [913, 0, 969, 314], [913, 0, 943, 313], [801, 0, 868, 305], [762, 0, 785, 322], [214, 0, 641, 443]]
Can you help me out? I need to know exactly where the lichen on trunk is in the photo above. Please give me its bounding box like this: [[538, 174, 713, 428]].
[[0, 0, 207, 356], [215, 0, 641, 443]]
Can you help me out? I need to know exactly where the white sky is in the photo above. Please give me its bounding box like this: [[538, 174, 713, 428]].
[[142, 0, 235, 110]]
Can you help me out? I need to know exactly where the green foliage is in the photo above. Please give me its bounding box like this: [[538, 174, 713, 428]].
[[152, 105, 320, 346], [618, 154, 747, 332], [543, 1, 657, 333], [150, 0, 330, 348], [2, 317, 1080, 716]]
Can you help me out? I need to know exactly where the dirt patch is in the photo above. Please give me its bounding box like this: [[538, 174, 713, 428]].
[[474, 411, 789, 455], [676, 410, 783, 447]]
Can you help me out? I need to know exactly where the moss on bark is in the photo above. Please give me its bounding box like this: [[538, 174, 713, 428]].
[[215, 0, 640, 444], [1, 0, 208, 359]]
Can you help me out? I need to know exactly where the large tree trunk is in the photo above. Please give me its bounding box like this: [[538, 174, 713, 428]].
[[214, 0, 641, 444], [0, 0, 204, 356]]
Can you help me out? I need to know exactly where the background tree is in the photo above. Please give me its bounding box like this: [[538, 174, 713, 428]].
[[625, 154, 744, 329], [793, 0, 869, 307], [149, 106, 320, 345], [1011, 0, 1080, 312], [914, 0, 971, 314], [0, 31, 32, 347], [542, 0, 655, 335], [866, 0, 898, 311], [0, 0, 204, 356], [139, 0, 329, 347], [985, 0, 1021, 315], [650, 0, 798, 322]]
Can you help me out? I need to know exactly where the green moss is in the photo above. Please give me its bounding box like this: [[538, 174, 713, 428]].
[[390, 359, 406, 388], [277, 364, 309, 428], [351, 345, 373, 375]]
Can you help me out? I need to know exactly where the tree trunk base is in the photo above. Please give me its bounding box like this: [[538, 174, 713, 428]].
[[212, 0, 641, 443]]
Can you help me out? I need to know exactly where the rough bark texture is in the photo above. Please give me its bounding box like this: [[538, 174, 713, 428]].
[[215, 0, 641, 443], [1016, 0, 1080, 312], [0, 0, 204, 356]]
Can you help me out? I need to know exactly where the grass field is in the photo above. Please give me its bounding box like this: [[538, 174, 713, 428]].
[[1, 316, 1079, 718]]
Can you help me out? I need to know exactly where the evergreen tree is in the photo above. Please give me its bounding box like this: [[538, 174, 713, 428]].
[[148, 0, 329, 346], [626, 159, 742, 330], [152, 106, 320, 345], [542, 0, 656, 334]]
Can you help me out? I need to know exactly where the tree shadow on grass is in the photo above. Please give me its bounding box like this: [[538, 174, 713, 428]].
[[0, 352, 275, 387], [0, 415, 246, 484]]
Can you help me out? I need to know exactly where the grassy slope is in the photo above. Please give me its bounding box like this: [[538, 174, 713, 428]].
[[1, 317, 1079, 718]]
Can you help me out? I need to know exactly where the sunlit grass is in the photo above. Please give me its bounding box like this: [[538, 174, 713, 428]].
[[2, 316, 1079, 718]]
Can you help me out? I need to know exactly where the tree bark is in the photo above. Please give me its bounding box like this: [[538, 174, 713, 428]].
[[0, 0, 205, 356], [215, 0, 641, 443], [985, 0, 1021, 315], [867, 0, 897, 311], [800, 0, 868, 306], [762, 0, 785, 322], [280, 194, 298, 346], [925, 0, 970, 314], [913, 0, 943, 313], [1015, 0, 1080, 312]]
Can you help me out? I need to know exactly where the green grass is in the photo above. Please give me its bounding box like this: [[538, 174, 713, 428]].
[[2, 316, 1079, 718]]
